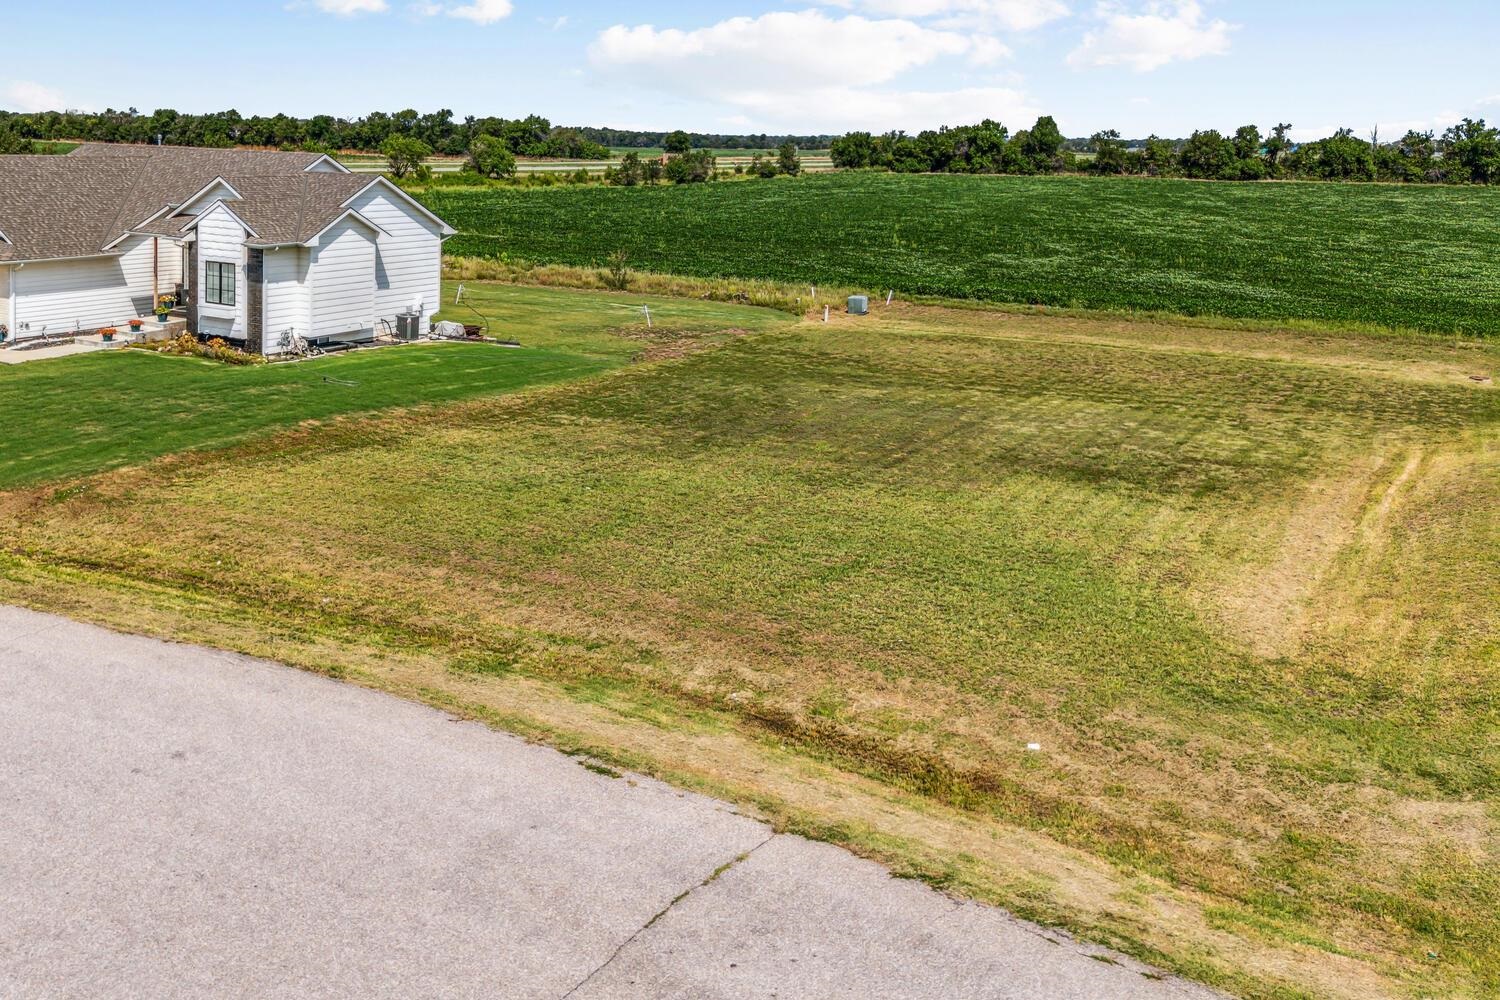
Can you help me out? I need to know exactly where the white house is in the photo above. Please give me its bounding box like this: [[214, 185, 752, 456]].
[[0, 144, 455, 354]]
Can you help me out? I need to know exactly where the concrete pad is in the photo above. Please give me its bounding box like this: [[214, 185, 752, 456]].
[[570, 834, 1220, 1000], [0, 343, 96, 364]]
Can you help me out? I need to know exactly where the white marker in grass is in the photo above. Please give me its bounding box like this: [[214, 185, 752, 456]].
[[455, 283, 465, 305], [886, 290, 894, 306], [823, 305, 830, 323], [643, 305, 652, 328]]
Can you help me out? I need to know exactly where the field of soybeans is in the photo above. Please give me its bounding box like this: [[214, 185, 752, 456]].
[[419, 171, 1500, 336]]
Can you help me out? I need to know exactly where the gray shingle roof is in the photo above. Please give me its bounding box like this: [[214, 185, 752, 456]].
[[68, 142, 336, 173], [0, 147, 381, 263], [0, 159, 150, 262], [220, 173, 376, 245]]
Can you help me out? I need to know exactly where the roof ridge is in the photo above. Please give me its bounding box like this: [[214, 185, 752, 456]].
[[98, 163, 152, 250], [296, 175, 310, 242]]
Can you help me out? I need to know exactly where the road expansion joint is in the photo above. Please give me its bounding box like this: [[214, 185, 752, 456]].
[[557, 830, 779, 999]]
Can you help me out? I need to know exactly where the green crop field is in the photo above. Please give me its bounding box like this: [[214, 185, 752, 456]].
[[419, 172, 1500, 336], [3, 282, 1495, 998]]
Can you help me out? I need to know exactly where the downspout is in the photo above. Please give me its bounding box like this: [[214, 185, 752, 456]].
[[152, 237, 159, 314], [10, 263, 22, 337]]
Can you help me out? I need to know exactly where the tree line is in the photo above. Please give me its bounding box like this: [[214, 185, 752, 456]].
[[0, 107, 612, 159], [830, 116, 1500, 184], [0, 106, 836, 158], [575, 127, 834, 151]]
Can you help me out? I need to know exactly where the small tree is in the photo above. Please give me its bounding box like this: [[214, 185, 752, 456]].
[[749, 153, 779, 179], [611, 151, 645, 186], [1020, 115, 1065, 172], [1088, 130, 1128, 175], [1177, 130, 1234, 179], [1388, 129, 1438, 182], [1291, 129, 1375, 181], [830, 131, 876, 169], [1232, 125, 1262, 162], [1141, 135, 1177, 176], [0, 123, 34, 155], [382, 135, 432, 179], [663, 130, 693, 155], [777, 141, 802, 176], [1265, 123, 1294, 175], [1441, 118, 1500, 184], [599, 250, 631, 290], [665, 149, 715, 184], [467, 133, 516, 178]]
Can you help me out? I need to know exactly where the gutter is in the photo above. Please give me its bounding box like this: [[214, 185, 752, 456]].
[[0, 251, 127, 266]]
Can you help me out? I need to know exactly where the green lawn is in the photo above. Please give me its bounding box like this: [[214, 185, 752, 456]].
[[5, 299, 1495, 998], [419, 171, 1500, 336], [0, 284, 792, 489]]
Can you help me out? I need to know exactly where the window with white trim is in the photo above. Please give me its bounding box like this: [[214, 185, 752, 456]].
[[204, 261, 236, 307]]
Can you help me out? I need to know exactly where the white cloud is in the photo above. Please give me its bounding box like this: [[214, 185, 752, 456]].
[[822, 0, 1071, 31], [2, 80, 79, 113], [440, 0, 512, 24], [590, 10, 1028, 132], [1067, 1, 1234, 72], [592, 11, 1005, 89], [313, 0, 388, 14], [412, 0, 511, 22]]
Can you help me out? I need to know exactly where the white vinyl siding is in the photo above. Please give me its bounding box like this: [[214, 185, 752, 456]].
[[8, 236, 176, 337], [345, 182, 443, 336], [194, 205, 248, 340], [262, 246, 310, 355], [308, 218, 376, 340]]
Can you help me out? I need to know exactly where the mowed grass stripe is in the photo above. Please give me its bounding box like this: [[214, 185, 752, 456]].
[[0, 284, 796, 490], [419, 172, 1500, 336], [0, 344, 608, 490]]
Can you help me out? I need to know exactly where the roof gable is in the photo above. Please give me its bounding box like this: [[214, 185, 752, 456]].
[[176, 178, 246, 216], [303, 208, 388, 246], [344, 176, 458, 237], [183, 201, 261, 240]]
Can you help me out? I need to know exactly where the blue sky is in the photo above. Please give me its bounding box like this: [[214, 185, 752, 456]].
[[4, 2, 1498, 139]]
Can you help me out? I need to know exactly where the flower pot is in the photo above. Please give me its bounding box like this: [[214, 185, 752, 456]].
[[156, 313, 169, 323], [103, 333, 115, 342]]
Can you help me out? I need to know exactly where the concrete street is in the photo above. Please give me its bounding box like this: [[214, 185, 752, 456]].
[[0, 605, 1220, 999]]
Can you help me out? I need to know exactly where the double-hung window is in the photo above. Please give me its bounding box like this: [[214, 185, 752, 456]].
[[204, 261, 236, 307]]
